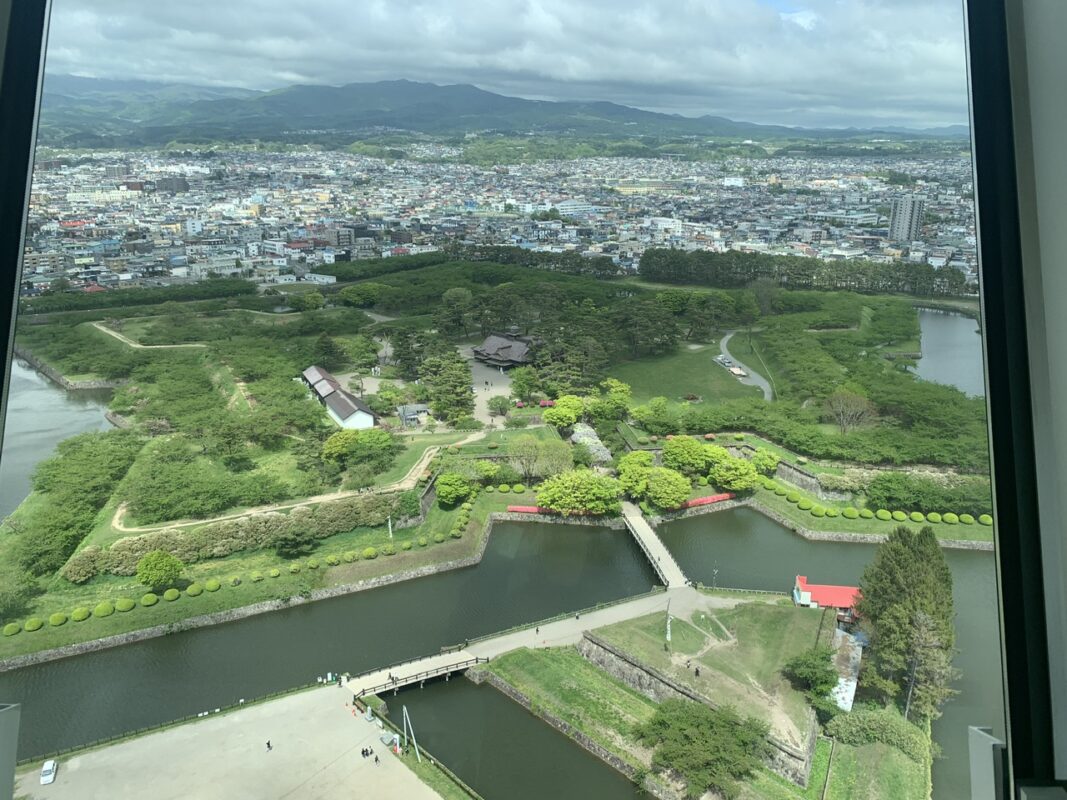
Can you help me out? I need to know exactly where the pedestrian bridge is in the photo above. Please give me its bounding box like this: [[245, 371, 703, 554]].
[[346, 651, 485, 698], [621, 502, 689, 588]]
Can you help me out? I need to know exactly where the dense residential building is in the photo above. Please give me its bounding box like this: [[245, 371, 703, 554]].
[[888, 194, 927, 242]]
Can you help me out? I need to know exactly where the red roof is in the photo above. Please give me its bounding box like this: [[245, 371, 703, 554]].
[[83, 284, 107, 293], [795, 576, 861, 610]]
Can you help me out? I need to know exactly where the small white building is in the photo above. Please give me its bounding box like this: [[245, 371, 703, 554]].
[[301, 366, 377, 429], [302, 273, 337, 285]]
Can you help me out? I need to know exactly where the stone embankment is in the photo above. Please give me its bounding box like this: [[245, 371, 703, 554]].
[[13, 345, 126, 390]]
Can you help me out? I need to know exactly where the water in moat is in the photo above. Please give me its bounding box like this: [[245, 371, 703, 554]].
[[656, 507, 1003, 800], [0, 521, 657, 760], [916, 308, 986, 397]]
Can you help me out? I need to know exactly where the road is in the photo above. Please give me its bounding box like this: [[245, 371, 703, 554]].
[[719, 331, 773, 401], [15, 686, 441, 800]]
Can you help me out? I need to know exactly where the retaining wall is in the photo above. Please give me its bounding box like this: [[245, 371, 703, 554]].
[[13, 345, 126, 390]]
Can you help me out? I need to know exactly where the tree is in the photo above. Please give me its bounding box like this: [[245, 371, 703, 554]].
[[136, 550, 184, 591], [487, 395, 511, 417], [436, 287, 473, 335], [636, 699, 772, 800], [435, 472, 474, 506], [748, 448, 780, 477], [617, 450, 654, 498], [274, 527, 316, 558], [645, 467, 691, 510], [339, 283, 386, 307], [826, 387, 874, 433], [292, 291, 325, 311], [321, 429, 400, 469], [508, 435, 542, 480], [662, 436, 709, 476], [312, 333, 348, 371], [542, 395, 584, 428], [903, 611, 961, 722], [783, 646, 838, 699], [536, 438, 574, 477], [708, 455, 760, 493], [420, 350, 474, 423], [536, 470, 623, 516], [509, 366, 540, 402]]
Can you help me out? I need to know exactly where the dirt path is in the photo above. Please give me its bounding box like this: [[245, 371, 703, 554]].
[[90, 321, 208, 350], [111, 429, 487, 533]]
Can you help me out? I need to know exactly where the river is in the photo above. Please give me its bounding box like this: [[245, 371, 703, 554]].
[[916, 308, 987, 397], [0, 360, 112, 519]]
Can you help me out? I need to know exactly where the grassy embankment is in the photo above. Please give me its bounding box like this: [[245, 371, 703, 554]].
[[608, 344, 762, 405]]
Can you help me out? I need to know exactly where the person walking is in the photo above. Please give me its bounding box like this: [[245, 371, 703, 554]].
[[374, 755, 380, 766], [266, 741, 272, 752]]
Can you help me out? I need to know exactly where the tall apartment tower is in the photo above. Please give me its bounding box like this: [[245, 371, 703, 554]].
[[888, 195, 926, 241]]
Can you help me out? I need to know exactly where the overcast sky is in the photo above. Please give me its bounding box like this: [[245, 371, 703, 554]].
[[45, 0, 970, 129]]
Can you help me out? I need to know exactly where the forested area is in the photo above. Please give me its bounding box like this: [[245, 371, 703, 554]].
[[19, 277, 257, 314], [639, 247, 969, 296]]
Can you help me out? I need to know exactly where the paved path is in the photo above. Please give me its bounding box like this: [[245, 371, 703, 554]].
[[111, 429, 488, 533], [720, 331, 773, 401], [347, 650, 479, 698], [15, 687, 441, 800], [90, 321, 207, 349], [621, 502, 689, 588], [459, 346, 512, 428]]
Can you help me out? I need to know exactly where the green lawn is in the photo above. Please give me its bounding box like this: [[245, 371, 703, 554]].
[[373, 432, 470, 486], [608, 346, 763, 405], [592, 602, 830, 747], [456, 425, 560, 456], [823, 742, 929, 800], [740, 738, 831, 800], [484, 646, 658, 770]]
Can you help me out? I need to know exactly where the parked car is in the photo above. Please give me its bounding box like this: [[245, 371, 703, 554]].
[[40, 759, 57, 785]]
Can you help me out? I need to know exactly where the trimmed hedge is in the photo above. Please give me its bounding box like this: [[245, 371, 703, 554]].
[[251, 571, 264, 582], [93, 601, 115, 618], [401, 541, 413, 551], [927, 512, 942, 524], [797, 499, 814, 511], [306, 561, 319, 570], [842, 507, 860, 519], [875, 509, 891, 521], [774, 485, 788, 496], [362, 547, 378, 560], [979, 514, 994, 526], [497, 484, 511, 493], [325, 555, 340, 566], [72, 606, 91, 621], [269, 568, 281, 578], [289, 564, 301, 574], [433, 533, 446, 543], [512, 484, 527, 493], [826, 708, 930, 764], [24, 618, 43, 632], [343, 551, 358, 563], [892, 511, 907, 522], [960, 513, 976, 524], [811, 506, 826, 517], [163, 588, 180, 602], [141, 593, 158, 607], [860, 508, 875, 519], [205, 578, 221, 592], [381, 544, 396, 556], [484, 485, 496, 493], [229, 575, 242, 585], [825, 507, 838, 518], [186, 583, 203, 597], [115, 598, 136, 612], [909, 511, 925, 523], [451, 529, 463, 539], [49, 612, 68, 627], [786, 492, 801, 503], [2, 623, 19, 636], [417, 536, 429, 547], [943, 512, 959, 525]]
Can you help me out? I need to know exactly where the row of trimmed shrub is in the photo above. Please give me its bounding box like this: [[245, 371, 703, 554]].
[[765, 479, 993, 526], [482, 484, 528, 494]]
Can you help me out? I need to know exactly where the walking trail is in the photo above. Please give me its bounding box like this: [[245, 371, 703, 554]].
[[720, 330, 773, 401], [111, 429, 487, 533], [90, 321, 207, 349]]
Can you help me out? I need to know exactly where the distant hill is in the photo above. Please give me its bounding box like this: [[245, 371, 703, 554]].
[[37, 75, 968, 148]]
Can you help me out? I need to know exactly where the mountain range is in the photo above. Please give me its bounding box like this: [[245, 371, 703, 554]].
[[38, 75, 969, 148]]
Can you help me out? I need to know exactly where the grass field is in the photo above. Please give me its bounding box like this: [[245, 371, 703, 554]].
[[373, 431, 470, 485], [484, 646, 658, 770], [740, 738, 831, 800], [608, 345, 763, 405], [592, 602, 830, 747], [823, 742, 929, 800]]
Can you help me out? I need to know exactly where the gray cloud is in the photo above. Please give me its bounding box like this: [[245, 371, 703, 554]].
[[45, 0, 969, 128]]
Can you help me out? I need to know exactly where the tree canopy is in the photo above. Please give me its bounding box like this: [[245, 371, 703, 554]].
[[536, 470, 622, 516]]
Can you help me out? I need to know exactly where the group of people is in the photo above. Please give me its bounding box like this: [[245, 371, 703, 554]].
[[361, 746, 380, 765]]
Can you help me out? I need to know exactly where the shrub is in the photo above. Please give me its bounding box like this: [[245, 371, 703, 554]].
[[860, 508, 875, 519], [251, 571, 265, 582], [362, 547, 378, 560], [2, 623, 19, 636], [698, 476, 710, 487], [909, 511, 925, 523], [512, 484, 527, 493], [342, 551, 358, 563], [186, 583, 203, 597], [649, 435, 659, 443], [734, 434, 745, 441], [825, 507, 838, 517], [163, 588, 180, 602], [811, 506, 826, 517], [115, 598, 136, 612], [141, 593, 158, 607], [927, 512, 942, 524], [269, 568, 281, 578], [637, 437, 650, 445], [229, 575, 242, 585], [943, 512, 959, 524], [205, 578, 221, 592], [774, 485, 788, 496], [289, 563, 301, 574], [892, 510, 908, 522], [451, 529, 463, 539], [401, 541, 413, 551], [71, 606, 91, 621], [93, 601, 115, 618], [484, 485, 496, 493], [843, 507, 860, 519], [49, 612, 68, 627], [786, 492, 801, 503], [497, 484, 511, 494], [325, 555, 340, 566], [461, 501, 474, 511], [381, 544, 396, 556], [876, 509, 892, 521], [433, 533, 446, 543], [960, 513, 976, 524], [487, 442, 499, 450], [24, 618, 44, 632], [417, 536, 429, 547], [306, 561, 319, 570], [797, 499, 814, 511], [826, 708, 930, 763], [979, 514, 994, 526]]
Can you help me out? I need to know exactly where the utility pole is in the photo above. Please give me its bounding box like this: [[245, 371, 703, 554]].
[[402, 705, 422, 763], [665, 598, 672, 648], [388, 515, 393, 540]]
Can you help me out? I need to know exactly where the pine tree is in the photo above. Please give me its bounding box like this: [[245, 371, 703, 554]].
[[312, 333, 348, 371]]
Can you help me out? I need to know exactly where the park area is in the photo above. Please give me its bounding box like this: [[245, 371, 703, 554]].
[[608, 344, 762, 405]]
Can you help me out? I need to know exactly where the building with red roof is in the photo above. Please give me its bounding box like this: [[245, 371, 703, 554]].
[[793, 575, 862, 623]]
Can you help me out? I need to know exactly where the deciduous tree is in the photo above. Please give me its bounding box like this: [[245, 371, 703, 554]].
[[136, 550, 184, 591]]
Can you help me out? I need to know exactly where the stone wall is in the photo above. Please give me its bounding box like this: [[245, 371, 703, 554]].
[[577, 633, 817, 787], [467, 668, 682, 800], [775, 461, 852, 503], [13, 345, 126, 390]]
